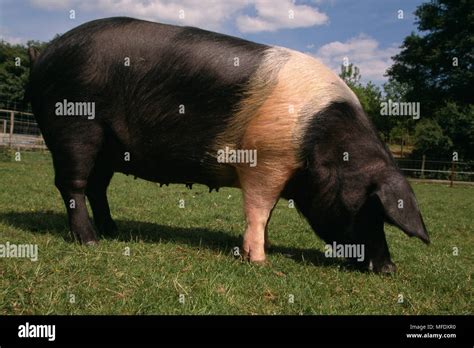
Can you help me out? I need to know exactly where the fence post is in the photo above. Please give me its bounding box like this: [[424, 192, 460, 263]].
[[450, 160, 456, 187], [400, 136, 403, 158], [9, 111, 14, 148], [421, 155, 426, 179]]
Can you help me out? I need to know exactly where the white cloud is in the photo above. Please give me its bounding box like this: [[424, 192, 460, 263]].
[[92, 0, 251, 30], [313, 34, 399, 83], [30, 0, 250, 30], [30, 0, 74, 10], [30, 0, 328, 33], [310, 0, 337, 5], [236, 0, 328, 33]]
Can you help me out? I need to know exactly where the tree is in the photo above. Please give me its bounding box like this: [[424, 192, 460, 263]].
[[0, 40, 48, 110], [382, 79, 417, 153], [411, 119, 453, 158], [383, 79, 409, 102], [339, 64, 387, 138], [0, 41, 29, 109], [387, 0, 474, 159], [435, 102, 474, 159], [339, 63, 361, 88], [387, 0, 474, 115]]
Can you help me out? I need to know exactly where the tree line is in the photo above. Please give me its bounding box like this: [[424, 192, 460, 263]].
[[340, 0, 473, 161]]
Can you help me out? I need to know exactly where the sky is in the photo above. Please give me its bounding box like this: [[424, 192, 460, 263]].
[[0, 0, 426, 85]]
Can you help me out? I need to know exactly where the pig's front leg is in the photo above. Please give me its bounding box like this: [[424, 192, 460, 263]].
[[238, 166, 290, 263], [242, 197, 275, 262], [366, 232, 397, 274]]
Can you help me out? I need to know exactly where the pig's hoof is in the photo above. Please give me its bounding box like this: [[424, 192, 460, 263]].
[[85, 240, 98, 247], [374, 261, 397, 275], [242, 249, 266, 264], [251, 259, 267, 266]]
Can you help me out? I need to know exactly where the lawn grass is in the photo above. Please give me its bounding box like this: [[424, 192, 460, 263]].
[[0, 150, 472, 314]]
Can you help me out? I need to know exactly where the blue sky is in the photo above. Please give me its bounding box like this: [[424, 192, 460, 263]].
[[0, 0, 426, 84]]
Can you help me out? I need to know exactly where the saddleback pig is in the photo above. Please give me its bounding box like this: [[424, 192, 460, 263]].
[[27, 17, 429, 273]]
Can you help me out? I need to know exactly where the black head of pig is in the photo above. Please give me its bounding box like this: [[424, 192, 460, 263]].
[[284, 101, 429, 274]]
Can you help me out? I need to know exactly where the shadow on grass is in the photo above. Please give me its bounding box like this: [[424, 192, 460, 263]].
[[0, 210, 350, 270]]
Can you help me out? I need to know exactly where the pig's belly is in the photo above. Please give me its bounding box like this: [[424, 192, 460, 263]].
[[100, 118, 241, 189], [109, 146, 240, 189]]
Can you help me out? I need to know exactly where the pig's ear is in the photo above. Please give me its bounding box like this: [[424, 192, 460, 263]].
[[374, 172, 430, 244]]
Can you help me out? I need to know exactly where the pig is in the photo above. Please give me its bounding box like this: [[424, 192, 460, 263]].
[[27, 17, 429, 273]]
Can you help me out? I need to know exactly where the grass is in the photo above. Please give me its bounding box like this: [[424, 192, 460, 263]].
[[0, 150, 472, 315]]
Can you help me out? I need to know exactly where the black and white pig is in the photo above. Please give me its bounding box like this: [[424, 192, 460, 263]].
[[27, 17, 429, 273]]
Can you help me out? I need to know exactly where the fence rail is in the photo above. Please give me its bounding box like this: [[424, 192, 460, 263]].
[[1, 108, 473, 182], [0, 109, 46, 149], [395, 156, 473, 183]]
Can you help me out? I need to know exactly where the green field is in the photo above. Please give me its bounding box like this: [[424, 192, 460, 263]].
[[0, 151, 472, 314]]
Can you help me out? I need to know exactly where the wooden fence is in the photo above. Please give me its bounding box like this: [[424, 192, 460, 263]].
[[0, 109, 46, 149]]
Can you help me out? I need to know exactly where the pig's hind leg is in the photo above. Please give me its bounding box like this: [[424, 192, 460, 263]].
[[52, 125, 104, 245], [86, 161, 117, 237]]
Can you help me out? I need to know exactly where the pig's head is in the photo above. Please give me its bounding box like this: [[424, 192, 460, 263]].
[[283, 101, 429, 274]]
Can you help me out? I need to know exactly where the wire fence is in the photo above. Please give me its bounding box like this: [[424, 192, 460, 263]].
[[0, 99, 33, 113], [395, 158, 474, 183], [1, 108, 473, 182], [0, 109, 46, 149]]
